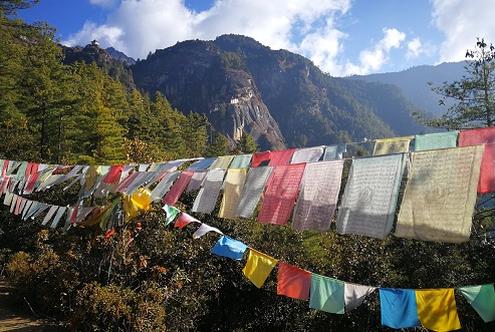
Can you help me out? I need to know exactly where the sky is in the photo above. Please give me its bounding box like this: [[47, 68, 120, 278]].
[[18, 0, 495, 77]]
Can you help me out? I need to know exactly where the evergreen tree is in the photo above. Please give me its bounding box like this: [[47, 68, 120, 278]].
[[420, 38, 495, 129], [238, 130, 257, 153], [206, 131, 231, 156]]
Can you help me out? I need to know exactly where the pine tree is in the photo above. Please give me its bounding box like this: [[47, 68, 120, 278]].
[[238, 131, 257, 153], [206, 131, 231, 156]]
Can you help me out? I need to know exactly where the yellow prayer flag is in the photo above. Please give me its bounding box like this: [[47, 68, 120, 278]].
[[242, 249, 278, 288], [415, 289, 461, 331], [123, 188, 153, 221], [218, 168, 247, 219], [373, 136, 414, 156]]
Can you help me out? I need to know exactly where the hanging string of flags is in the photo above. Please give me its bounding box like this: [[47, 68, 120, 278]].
[[2, 128, 495, 330], [3, 127, 495, 243]]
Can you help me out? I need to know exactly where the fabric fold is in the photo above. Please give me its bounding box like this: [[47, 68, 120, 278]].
[[395, 146, 483, 243], [258, 164, 305, 225], [268, 149, 296, 166], [192, 223, 223, 239], [163, 171, 193, 205], [292, 160, 344, 231], [175, 212, 201, 229]]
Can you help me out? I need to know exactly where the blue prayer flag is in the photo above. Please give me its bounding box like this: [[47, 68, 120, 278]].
[[379, 288, 420, 329], [211, 236, 247, 260]]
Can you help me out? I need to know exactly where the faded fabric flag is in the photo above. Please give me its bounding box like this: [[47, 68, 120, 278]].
[[150, 171, 180, 201], [290, 147, 324, 163], [379, 289, 420, 329], [192, 223, 223, 239], [277, 263, 311, 301], [242, 249, 278, 288], [413, 131, 458, 151], [373, 136, 413, 156], [459, 284, 495, 322], [258, 164, 306, 225], [322, 144, 346, 160], [229, 154, 252, 168], [292, 160, 344, 232], [268, 149, 296, 166], [209, 155, 234, 169], [235, 167, 273, 218], [336, 154, 405, 239], [192, 169, 226, 213], [186, 171, 206, 192], [395, 146, 483, 243], [187, 158, 216, 171], [344, 283, 376, 312], [162, 171, 193, 205], [218, 168, 247, 219], [344, 141, 375, 158], [415, 289, 461, 332], [459, 127, 495, 193], [309, 274, 345, 314]]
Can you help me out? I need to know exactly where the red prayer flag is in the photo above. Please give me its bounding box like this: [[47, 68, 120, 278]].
[[268, 149, 296, 166], [1, 160, 8, 177], [174, 212, 199, 229], [258, 163, 305, 225], [103, 165, 124, 184], [251, 151, 271, 167], [163, 171, 193, 205], [459, 128, 495, 193], [277, 262, 311, 300]]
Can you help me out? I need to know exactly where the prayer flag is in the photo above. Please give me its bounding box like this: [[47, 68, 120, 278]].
[[192, 223, 223, 239], [268, 149, 296, 166], [123, 188, 153, 221], [415, 289, 461, 331], [103, 165, 124, 184], [258, 164, 305, 225], [187, 158, 216, 171], [459, 127, 495, 193], [292, 160, 344, 231], [459, 284, 495, 322], [163, 171, 193, 205], [379, 288, 420, 329], [414, 131, 458, 151], [277, 263, 311, 301], [186, 171, 206, 192], [209, 155, 234, 169], [336, 154, 405, 239], [235, 167, 273, 218], [230, 154, 252, 168], [309, 274, 345, 314], [322, 144, 346, 160], [242, 249, 278, 288], [344, 283, 376, 312], [373, 136, 413, 156], [175, 212, 200, 229], [291, 147, 324, 163], [162, 204, 180, 226], [218, 168, 247, 219], [192, 169, 225, 213], [211, 236, 247, 260], [395, 146, 482, 243], [251, 151, 271, 167]]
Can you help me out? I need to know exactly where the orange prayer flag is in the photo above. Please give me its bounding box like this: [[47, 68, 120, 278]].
[[277, 262, 311, 300]]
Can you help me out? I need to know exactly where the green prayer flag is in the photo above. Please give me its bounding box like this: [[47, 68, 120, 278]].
[[309, 274, 344, 314], [413, 131, 458, 151], [162, 204, 180, 226], [459, 284, 495, 322]]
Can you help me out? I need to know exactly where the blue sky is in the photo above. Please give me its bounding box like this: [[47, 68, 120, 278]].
[[19, 0, 491, 76]]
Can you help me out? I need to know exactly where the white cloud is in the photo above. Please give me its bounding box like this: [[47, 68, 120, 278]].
[[406, 37, 423, 59], [65, 0, 351, 64], [339, 28, 406, 76], [66, 0, 404, 76], [432, 0, 495, 62]]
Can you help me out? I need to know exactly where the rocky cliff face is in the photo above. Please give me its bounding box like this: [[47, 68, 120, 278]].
[[132, 39, 285, 150]]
